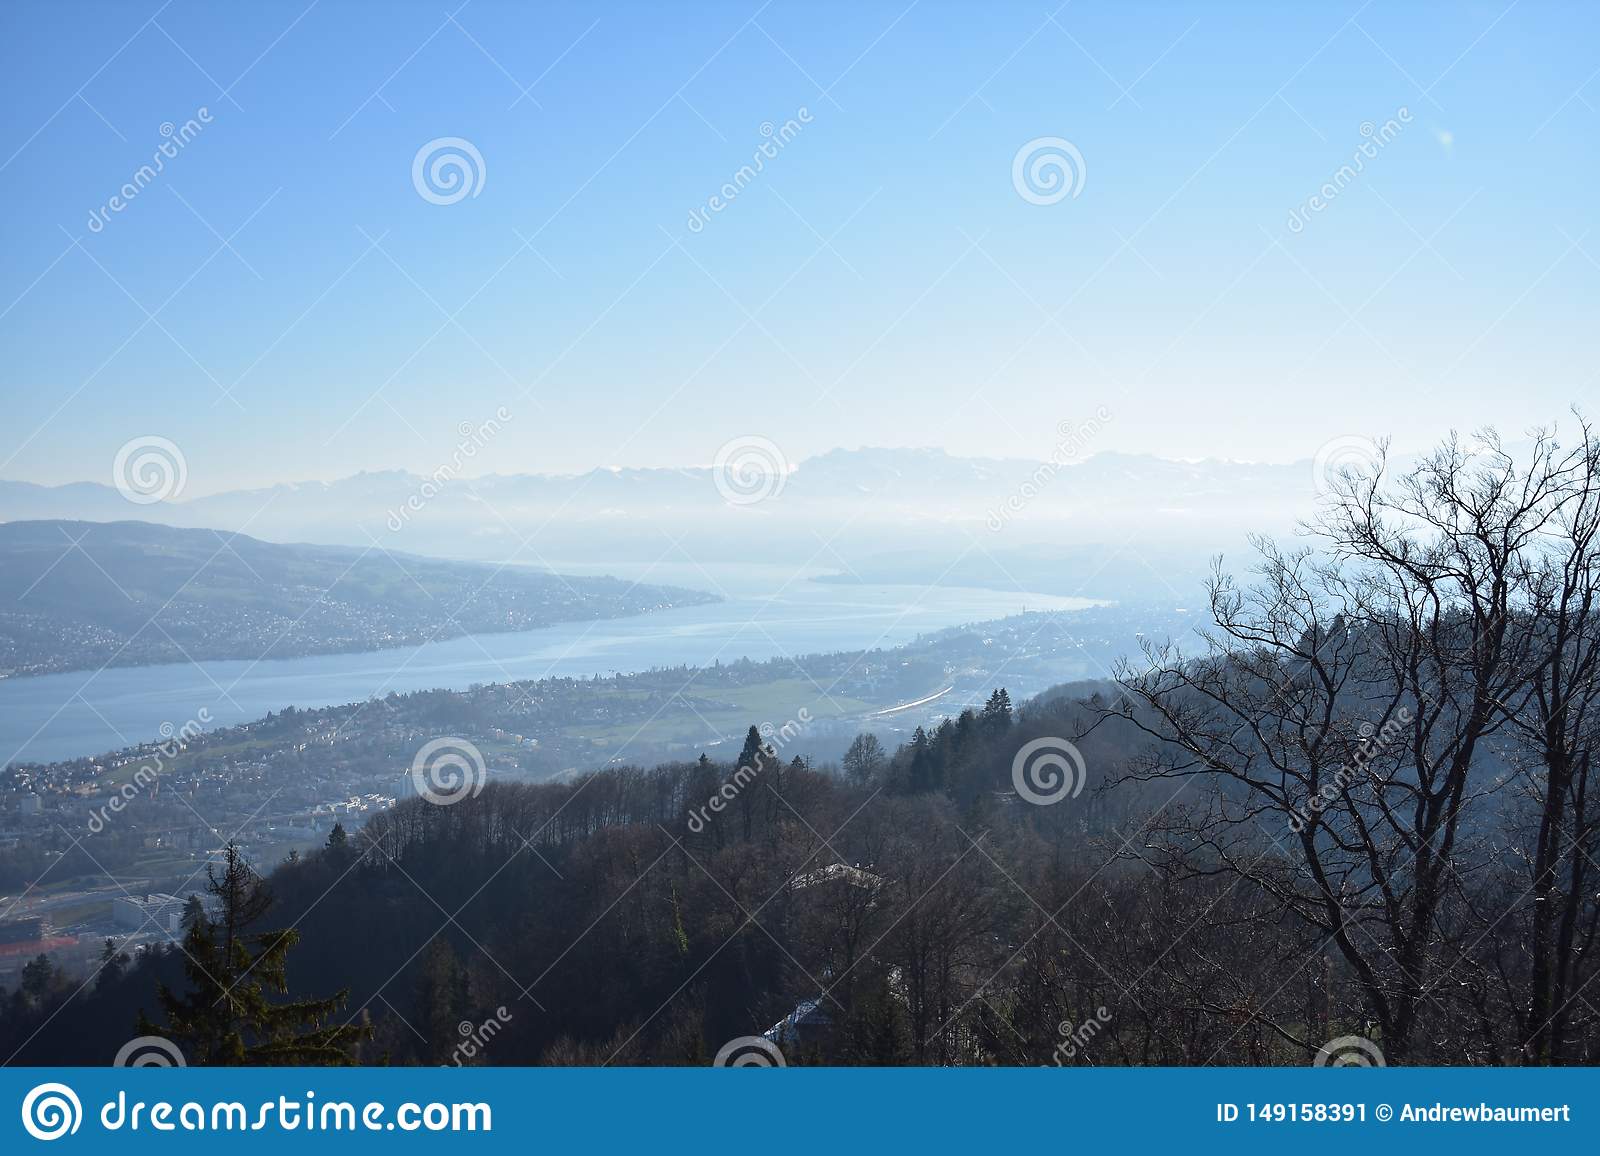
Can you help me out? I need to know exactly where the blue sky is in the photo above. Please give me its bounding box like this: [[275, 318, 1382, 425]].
[[1, 0, 1595, 493]]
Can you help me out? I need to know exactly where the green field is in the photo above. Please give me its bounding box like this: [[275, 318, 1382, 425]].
[[562, 675, 925, 752]]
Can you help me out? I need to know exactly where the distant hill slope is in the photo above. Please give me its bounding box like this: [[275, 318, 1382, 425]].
[[0, 520, 716, 678], [0, 448, 1323, 566]]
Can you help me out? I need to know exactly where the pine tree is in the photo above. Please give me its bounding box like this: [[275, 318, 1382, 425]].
[[908, 725, 943, 794], [735, 725, 771, 841], [180, 894, 207, 935], [138, 843, 367, 1065], [325, 822, 353, 868], [981, 687, 1013, 731], [20, 954, 57, 1006], [96, 938, 130, 990], [736, 725, 767, 772]]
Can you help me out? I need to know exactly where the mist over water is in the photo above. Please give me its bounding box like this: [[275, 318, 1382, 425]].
[[0, 571, 1100, 764]]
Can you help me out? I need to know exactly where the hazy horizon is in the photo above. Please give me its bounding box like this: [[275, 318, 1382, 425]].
[[4, 0, 1600, 1092], [5, 2, 1596, 493], [0, 435, 1462, 497]]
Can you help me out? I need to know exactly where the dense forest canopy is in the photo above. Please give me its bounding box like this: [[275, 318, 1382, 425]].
[[4, 422, 1596, 1066]]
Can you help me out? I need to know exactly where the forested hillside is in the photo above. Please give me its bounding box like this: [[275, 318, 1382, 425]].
[[5, 425, 1596, 1067], [0, 520, 713, 676]]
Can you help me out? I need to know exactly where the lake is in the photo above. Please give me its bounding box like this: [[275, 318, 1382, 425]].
[[0, 567, 1100, 765]]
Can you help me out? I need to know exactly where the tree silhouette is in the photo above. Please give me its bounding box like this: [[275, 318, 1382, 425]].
[[842, 733, 886, 786], [139, 842, 367, 1065]]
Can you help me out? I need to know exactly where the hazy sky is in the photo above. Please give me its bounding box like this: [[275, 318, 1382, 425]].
[[2, 0, 1595, 494]]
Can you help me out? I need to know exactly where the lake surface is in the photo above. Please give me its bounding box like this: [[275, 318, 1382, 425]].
[[0, 569, 1099, 765]]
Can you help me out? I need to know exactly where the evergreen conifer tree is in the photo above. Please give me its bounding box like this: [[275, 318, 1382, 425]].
[[138, 843, 367, 1065]]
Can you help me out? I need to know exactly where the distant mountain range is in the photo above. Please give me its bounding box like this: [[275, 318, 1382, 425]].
[[0, 448, 1329, 567], [0, 520, 714, 678]]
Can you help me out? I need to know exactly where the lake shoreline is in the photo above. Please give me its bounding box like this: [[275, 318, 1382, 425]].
[[0, 577, 1102, 766]]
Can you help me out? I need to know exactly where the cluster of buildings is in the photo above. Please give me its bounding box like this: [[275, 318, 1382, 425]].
[[0, 888, 231, 989], [0, 917, 93, 988]]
